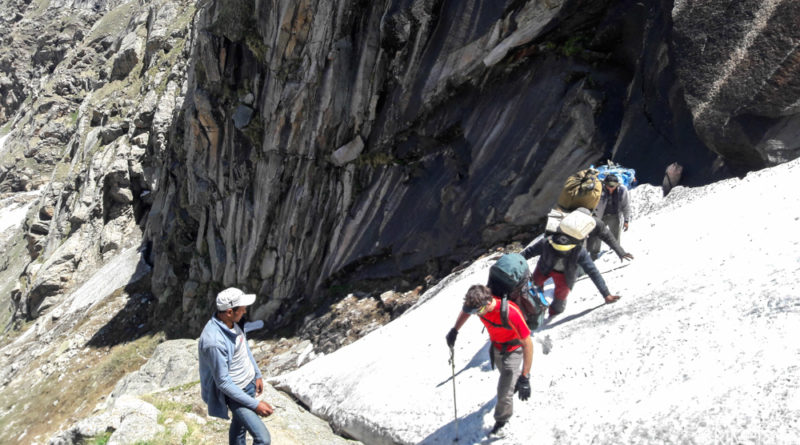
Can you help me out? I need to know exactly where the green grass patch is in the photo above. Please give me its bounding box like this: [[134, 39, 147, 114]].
[[82, 431, 112, 445], [31, 0, 50, 15], [0, 333, 164, 444], [86, 1, 138, 44], [358, 151, 397, 168], [134, 380, 229, 445], [0, 120, 12, 136], [562, 36, 584, 57]]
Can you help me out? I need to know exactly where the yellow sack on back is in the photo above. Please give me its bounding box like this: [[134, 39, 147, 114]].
[[556, 168, 602, 211]]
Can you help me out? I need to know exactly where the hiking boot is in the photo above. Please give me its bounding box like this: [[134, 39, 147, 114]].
[[549, 298, 566, 316], [488, 421, 507, 438]]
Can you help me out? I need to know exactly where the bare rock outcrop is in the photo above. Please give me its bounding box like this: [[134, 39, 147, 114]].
[[143, 0, 724, 332], [49, 338, 361, 445], [672, 0, 800, 171], [0, 0, 195, 320], [3, 0, 800, 342], [1, 0, 800, 443]]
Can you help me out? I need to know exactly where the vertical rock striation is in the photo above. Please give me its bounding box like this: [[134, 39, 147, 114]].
[[146, 0, 711, 331], [2, 0, 799, 335]]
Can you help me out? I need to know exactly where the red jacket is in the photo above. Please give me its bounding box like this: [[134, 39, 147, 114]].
[[478, 297, 531, 351]]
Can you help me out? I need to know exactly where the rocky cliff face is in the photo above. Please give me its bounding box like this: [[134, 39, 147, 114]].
[[142, 0, 724, 331], [2, 0, 800, 335], [1, 0, 195, 323], [2, 0, 800, 442], [672, 0, 800, 170]]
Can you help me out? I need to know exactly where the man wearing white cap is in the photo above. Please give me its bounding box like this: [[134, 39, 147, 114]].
[[199, 287, 273, 445]]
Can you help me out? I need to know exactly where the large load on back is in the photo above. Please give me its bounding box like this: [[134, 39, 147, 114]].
[[595, 161, 637, 188], [487, 253, 549, 330], [556, 168, 602, 211], [545, 206, 596, 238]]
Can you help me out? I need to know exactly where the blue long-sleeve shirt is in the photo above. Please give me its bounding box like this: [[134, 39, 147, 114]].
[[198, 314, 262, 419]]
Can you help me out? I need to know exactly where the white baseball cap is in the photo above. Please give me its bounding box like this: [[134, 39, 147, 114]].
[[216, 287, 256, 311]]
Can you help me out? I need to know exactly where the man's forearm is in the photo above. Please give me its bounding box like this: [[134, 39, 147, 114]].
[[521, 337, 534, 377], [453, 311, 470, 330]]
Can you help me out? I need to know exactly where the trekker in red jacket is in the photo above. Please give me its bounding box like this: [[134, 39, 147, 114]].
[[446, 284, 533, 438]]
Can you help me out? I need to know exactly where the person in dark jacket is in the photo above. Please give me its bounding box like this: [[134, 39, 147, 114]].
[[522, 210, 633, 316], [588, 174, 632, 260]]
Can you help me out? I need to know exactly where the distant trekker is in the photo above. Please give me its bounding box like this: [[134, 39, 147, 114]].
[[446, 285, 533, 438], [662, 162, 683, 196], [523, 209, 632, 316], [588, 174, 631, 260], [199, 288, 273, 445]]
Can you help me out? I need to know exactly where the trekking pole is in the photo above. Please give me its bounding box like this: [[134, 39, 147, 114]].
[[449, 346, 459, 442]]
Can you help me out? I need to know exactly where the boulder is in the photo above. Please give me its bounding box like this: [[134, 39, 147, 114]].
[[108, 339, 199, 403], [39, 205, 55, 220], [232, 104, 254, 129], [107, 396, 164, 445], [48, 412, 116, 445], [263, 340, 319, 377], [330, 136, 365, 167], [99, 124, 128, 145], [108, 185, 134, 204], [111, 32, 144, 81], [130, 132, 149, 147]]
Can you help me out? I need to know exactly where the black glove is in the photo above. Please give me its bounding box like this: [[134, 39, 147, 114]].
[[515, 374, 531, 401], [446, 328, 458, 348]]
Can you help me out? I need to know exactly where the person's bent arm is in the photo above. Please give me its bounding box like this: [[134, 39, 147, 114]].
[[520, 336, 533, 378], [206, 344, 260, 411], [621, 187, 632, 225], [592, 217, 627, 259], [446, 311, 471, 347], [521, 239, 544, 260], [453, 311, 470, 330]]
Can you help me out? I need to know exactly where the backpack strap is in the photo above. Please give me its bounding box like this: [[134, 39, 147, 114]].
[[492, 339, 522, 354], [479, 315, 506, 329], [479, 295, 512, 330], [499, 297, 511, 329], [480, 295, 525, 354]]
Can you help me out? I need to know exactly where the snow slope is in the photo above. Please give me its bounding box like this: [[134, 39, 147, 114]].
[[0, 131, 9, 156], [0, 191, 39, 236], [272, 158, 800, 444]]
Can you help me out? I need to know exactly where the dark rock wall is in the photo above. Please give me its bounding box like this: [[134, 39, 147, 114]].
[[145, 0, 729, 332], [672, 0, 800, 171], [4, 0, 799, 334], [596, 0, 720, 186]]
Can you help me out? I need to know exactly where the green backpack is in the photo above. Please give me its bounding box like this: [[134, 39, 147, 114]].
[[486, 253, 549, 331]]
